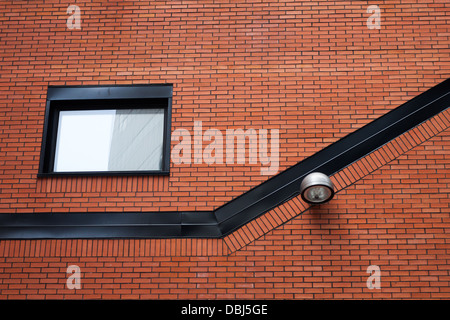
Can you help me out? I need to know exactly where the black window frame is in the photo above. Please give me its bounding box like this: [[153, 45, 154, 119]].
[[38, 84, 173, 177]]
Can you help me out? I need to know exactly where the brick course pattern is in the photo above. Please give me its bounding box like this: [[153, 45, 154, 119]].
[[0, 109, 448, 299], [0, 0, 449, 299]]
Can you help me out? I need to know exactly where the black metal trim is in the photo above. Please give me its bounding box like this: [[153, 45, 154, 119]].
[[0, 212, 219, 239], [47, 84, 173, 101], [1, 78, 449, 239]]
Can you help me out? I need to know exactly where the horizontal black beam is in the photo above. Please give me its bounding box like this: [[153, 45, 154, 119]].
[[0, 211, 219, 239], [0, 78, 449, 239]]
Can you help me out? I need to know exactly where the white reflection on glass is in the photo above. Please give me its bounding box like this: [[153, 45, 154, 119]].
[[54, 109, 164, 172]]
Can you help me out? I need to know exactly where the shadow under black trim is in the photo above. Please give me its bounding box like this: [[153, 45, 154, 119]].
[[1, 78, 449, 239]]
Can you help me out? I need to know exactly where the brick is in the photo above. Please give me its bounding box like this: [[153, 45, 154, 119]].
[[0, 0, 449, 300]]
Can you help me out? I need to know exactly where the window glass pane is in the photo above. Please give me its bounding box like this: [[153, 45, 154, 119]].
[[54, 109, 165, 172]]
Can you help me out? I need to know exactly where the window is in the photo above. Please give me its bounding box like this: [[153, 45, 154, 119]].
[[39, 85, 172, 175]]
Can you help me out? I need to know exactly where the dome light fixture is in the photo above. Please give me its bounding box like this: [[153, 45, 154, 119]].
[[300, 172, 334, 204]]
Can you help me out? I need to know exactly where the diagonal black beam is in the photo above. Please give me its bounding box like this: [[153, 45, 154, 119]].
[[215, 78, 450, 236]]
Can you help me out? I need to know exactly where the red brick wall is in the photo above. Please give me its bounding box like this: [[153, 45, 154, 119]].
[[0, 0, 449, 299], [1, 110, 448, 300]]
